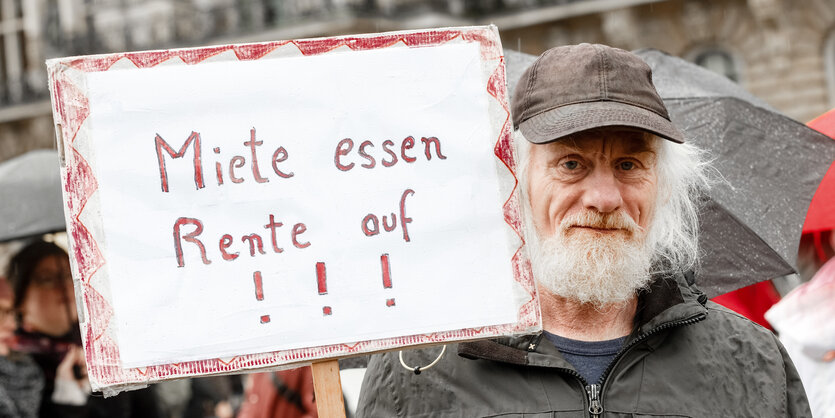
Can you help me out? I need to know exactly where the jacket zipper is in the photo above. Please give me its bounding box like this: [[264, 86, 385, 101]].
[[586, 383, 603, 417], [554, 369, 602, 418], [585, 312, 707, 417]]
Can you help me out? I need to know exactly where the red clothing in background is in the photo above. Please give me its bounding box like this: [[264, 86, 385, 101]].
[[237, 367, 317, 418], [712, 280, 782, 330]]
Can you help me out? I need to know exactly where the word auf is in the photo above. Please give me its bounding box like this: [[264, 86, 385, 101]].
[[362, 189, 415, 242], [334, 136, 446, 171], [173, 213, 310, 267], [155, 128, 293, 192]]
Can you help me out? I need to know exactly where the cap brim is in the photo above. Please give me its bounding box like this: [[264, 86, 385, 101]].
[[518, 101, 685, 144]]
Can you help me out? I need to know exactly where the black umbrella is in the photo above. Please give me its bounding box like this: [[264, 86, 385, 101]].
[[505, 49, 835, 298], [0, 149, 66, 242]]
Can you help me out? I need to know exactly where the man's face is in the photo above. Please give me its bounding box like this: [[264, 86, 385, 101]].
[[525, 129, 660, 306], [527, 129, 659, 242]]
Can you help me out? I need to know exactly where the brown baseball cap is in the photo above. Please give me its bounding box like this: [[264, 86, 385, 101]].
[[511, 43, 684, 144]]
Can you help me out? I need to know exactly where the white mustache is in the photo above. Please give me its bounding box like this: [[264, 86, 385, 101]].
[[560, 211, 640, 234]]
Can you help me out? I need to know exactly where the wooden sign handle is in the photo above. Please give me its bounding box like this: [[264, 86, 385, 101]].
[[311, 359, 346, 417]]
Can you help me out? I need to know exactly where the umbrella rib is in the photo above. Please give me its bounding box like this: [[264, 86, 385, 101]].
[[702, 198, 796, 277]]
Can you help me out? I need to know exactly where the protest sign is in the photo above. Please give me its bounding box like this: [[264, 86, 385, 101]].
[[47, 25, 539, 394]]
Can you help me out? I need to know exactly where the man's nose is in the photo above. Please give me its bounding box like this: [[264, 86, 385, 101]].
[[581, 168, 623, 213]]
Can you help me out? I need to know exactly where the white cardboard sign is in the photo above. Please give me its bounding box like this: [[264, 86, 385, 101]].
[[47, 26, 539, 392]]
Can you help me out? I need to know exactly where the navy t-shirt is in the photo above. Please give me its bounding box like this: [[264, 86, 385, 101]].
[[543, 331, 627, 385]]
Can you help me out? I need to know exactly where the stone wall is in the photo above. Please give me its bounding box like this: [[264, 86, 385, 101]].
[[0, 115, 56, 162], [500, 0, 835, 123], [4, 0, 835, 164]]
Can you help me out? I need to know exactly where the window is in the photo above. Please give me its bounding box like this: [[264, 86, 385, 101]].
[[0, 0, 26, 105], [824, 29, 835, 108], [692, 49, 740, 82]]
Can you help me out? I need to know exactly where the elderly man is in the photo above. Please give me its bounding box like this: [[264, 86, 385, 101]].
[[356, 44, 810, 417]]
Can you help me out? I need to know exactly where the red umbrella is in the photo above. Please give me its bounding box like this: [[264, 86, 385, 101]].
[[804, 109, 835, 233]]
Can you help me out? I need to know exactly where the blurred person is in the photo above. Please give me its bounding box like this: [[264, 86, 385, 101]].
[[8, 239, 88, 417], [8, 239, 160, 418], [154, 379, 192, 418], [0, 276, 43, 418], [184, 375, 243, 418], [767, 231, 835, 417], [237, 367, 317, 418], [11, 240, 77, 340]]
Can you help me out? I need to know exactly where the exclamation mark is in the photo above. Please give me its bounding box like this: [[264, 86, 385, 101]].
[[317, 262, 332, 316], [381, 253, 395, 307], [254, 271, 270, 323]]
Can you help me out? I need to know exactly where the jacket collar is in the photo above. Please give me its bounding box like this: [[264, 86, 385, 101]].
[[633, 270, 707, 334], [458, 271, 708, 365]]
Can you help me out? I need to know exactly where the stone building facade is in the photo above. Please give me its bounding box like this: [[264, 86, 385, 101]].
[[0, 0, 833, 162], [499, 0, 834, 125]]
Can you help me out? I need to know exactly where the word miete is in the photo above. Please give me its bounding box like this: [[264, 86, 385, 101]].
[[154, 128, 293, 192]]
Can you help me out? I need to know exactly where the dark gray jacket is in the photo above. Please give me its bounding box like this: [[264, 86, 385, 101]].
[[356, 274, 811, 417]]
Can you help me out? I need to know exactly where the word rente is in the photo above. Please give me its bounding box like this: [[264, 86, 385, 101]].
[[173, 214, 310, 268]]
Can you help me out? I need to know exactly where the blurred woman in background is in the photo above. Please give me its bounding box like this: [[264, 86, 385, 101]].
[[7, 240, 88, 417], [8, 239, 159, 418]]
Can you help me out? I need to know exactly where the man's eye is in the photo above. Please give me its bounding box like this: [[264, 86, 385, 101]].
[[563, 160, 580, 170], [619, 161, 635, 170]]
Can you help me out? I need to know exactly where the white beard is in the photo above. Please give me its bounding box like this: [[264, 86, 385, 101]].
[[529, 210, 654, 308]]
